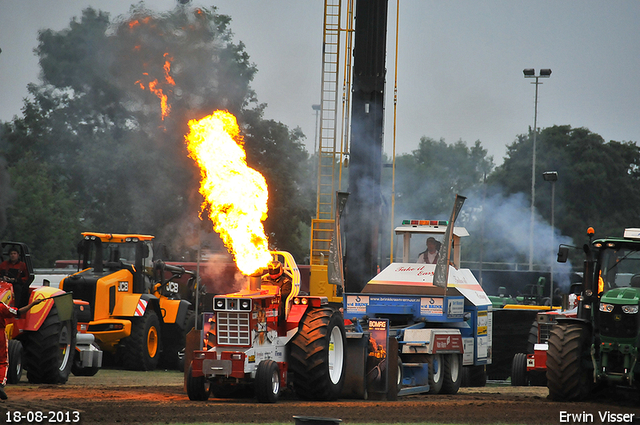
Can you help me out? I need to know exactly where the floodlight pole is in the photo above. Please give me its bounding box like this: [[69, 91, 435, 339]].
[[523, 68, 552, 271]]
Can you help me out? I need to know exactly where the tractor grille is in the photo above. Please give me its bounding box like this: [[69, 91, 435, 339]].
[[599, 306, 639, 339], [216, 312, 250, 346]]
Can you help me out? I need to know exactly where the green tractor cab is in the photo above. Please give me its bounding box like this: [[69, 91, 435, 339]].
[[548, 227, 640, 400]]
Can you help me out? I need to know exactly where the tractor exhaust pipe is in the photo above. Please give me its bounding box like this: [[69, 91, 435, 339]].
[[249, 272, 262, 291]]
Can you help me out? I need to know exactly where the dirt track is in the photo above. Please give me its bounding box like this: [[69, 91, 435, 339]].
[[1, 370, 639, 425]]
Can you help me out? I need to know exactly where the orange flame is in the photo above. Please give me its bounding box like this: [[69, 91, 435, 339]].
[[136, 55, 175, 120], [186, 110, 271, 275]]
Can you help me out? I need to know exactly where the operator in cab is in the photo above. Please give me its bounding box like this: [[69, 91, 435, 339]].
[[0, 247, 30, 308], [417, 237, 441, 264], [261, 260, 292, 324]]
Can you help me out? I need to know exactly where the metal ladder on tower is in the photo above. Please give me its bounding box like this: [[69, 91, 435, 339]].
[[310, 0, 354, 302], [311, 0, 343, 269]]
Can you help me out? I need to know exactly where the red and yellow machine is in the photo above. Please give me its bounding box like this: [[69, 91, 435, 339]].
[[1, 242, 77, 384], [187, 251, 346, 403]]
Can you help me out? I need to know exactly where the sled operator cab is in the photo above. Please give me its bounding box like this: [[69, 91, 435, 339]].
[[342, 219, 492, 395]]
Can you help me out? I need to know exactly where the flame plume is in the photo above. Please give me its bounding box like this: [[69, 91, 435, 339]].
[[186, 110, 271, 275], [135, 53, 175, 120]]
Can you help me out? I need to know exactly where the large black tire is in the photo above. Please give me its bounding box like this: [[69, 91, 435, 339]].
[[162, 310, 195, 371], [255, 360, 280, 403], [177, 310, 196, 372], [7, 339, 23, 384], [120, 310, 161, 371], [441, 354, 462, 394], [289, 307, 346, 400], [23, 304, 75, 384], [186, 362, 210, 401], [461, 365, 487, 387], [546, 323, 592, 401], [511, 352, 528, 386], [428, 353, 444, 394]]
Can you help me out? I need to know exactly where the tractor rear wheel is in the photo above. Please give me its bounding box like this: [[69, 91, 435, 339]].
[[187, 362, 210, 401], [255, 360, 280, 403], [121, 310, 161, 371], [427, 353, 444, 394], [7, 339, 23, 384], [546, 323, 592, 401], [511, 352, 528, 386], [23, 304, 75, 384], [441, 354, 462, 394], [289, 306, 346, 400]]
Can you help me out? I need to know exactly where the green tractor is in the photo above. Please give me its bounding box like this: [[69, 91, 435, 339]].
[[548, 227, 640, 400]]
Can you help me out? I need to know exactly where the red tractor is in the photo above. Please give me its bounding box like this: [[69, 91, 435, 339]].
[[511, 295, 579, 386], [187, 251, 346, 402], [1, 242, 77, 384]]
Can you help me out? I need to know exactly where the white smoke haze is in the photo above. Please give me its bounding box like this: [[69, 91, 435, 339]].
[[390, 184, 575, 295], [200, 254, 246, 295]]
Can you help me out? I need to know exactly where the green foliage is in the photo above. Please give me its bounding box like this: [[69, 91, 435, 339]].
[[0, 154, 79, 267], [489, 125, 640, 263], [389, 137, 494, 220], [0, 5, 312, 264]]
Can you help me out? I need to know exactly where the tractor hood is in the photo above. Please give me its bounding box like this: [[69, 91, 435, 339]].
[[601, 287, 640, 305]]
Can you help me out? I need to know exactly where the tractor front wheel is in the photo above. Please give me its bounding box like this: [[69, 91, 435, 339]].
[[23, 304, 75, 384], [255, 360, 280, 403], [290, 306, 346, 400], [120, 310, 161, 371], [546, 323, 592, 401], [511, 352, 528, 386], [187, 362, 210, 401], [7, 339, 23, 384]]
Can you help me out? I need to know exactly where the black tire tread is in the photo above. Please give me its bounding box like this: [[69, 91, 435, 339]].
[[120, 310, 161, 371], [255, 360, 279, 403], [23, 304, 75, 384], [546, 323, 591, 401], [511, 352, 528, 386], [7, 339, 23, 384], [441, 354, 462, 394], [187, 362, 210, 401], [428, 353, 444, 394], [289, 306, 345, 400]]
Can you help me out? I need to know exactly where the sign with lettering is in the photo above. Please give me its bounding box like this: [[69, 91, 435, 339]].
[[367, 318, 389, 394]]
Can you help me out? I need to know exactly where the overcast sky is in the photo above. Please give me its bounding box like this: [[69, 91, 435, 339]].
[[1, 1, 639, 166]]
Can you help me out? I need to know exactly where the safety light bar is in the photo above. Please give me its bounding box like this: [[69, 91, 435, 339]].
[[401, 219, 448, 226]]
